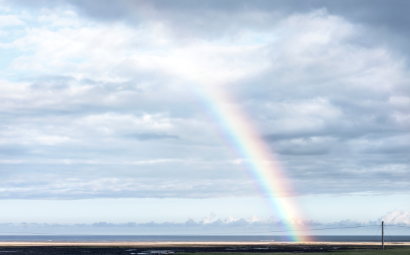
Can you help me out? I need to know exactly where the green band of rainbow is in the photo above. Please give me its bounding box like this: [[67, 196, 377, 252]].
[[197, 85, 311, 242]]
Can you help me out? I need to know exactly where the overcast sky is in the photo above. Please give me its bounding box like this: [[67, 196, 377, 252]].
[[0, 0, 409, 235]]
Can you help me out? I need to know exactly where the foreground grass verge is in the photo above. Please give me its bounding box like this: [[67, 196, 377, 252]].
[[181, 247, 410, 255]]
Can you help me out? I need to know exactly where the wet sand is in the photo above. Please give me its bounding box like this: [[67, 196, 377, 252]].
[[1, 242, 409, 255], [0, 241, 409, 246]]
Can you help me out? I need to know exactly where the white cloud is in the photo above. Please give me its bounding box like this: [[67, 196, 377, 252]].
[[78, 113, 174, 134], [0, 14, 24, 27], [201, 212, 217, 224], [381, 210, 410, 225], [0, 176, 255, 199], [224, 215, 238, 224], [389, 96, 410, 108], [0, 210, 406, 235], [247, 215, 265, 223], [0, 3, 409, 202]]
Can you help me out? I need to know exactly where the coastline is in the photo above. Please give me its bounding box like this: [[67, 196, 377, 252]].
[[0, 241, 409, 247]]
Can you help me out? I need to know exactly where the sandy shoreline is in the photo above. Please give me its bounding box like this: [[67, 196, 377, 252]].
[[0, 241, 409, 247]]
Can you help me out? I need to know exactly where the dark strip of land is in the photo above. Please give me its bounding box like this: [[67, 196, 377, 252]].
[[0, 242, 410, 254]]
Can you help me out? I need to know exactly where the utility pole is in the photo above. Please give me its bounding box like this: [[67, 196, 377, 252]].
[[382, 221, 384, 250]]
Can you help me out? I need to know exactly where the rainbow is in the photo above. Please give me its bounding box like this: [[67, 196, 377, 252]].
[[196, 84, 311, 242], [119, 0, 310, 240]]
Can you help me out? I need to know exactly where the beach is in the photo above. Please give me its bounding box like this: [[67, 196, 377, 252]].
[[0, 241, 409, 246], [1, 241, 410, 254]]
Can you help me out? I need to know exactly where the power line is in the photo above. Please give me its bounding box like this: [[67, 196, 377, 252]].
[[0, 224, 407, 236], [372, 226, 381, 242], [385, 224, 410, 229], [307, 225, 380, 232], [384, 226, 393, 242], [204, 225, 380, 235]]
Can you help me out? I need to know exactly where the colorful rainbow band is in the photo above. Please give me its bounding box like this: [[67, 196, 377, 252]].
[[197, 84, 311, 242]]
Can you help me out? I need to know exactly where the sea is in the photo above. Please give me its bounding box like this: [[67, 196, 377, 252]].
[[0, 235, 409, 242]]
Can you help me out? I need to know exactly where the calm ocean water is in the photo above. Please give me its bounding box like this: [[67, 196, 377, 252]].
[[0, 235, 409, 242]]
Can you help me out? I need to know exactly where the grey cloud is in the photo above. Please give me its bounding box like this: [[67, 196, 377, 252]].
[[129, 133, 179, 141], [1, 0, 410, 200], [0, 174, 256, 199], [8, 0, 410, 59], [62, 0, 410, 30], [10, 75, 196, 120], [56, 0, 410, 56], [0, 212, 407, 235], [0, 145, 31, 156], [276, 145, 330, 156]]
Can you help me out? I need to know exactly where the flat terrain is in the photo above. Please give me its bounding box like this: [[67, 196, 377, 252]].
[[1, 242, 410, 254], [183, 248, 410, 255], [1, 241, 410, 246]]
